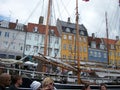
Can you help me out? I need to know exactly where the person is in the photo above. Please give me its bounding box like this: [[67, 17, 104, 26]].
[[30, 81, 41, 90], [100, 83, 107, 90], [8, 75, 22, 90], [82, 84, 91, 90], [41, 77, 57, 90], [0, 73, 11, 90]]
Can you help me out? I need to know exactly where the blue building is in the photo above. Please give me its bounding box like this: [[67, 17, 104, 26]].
[[88, 33, 107, 63]]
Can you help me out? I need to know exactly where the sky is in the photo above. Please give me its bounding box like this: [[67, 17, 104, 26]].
[[0, 0, 120, 39]]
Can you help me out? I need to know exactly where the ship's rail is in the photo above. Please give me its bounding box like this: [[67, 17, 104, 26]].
[[0, 66, 116, 84]]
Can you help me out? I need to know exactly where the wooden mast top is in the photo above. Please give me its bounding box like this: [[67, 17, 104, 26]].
[[105, 12, 109, 65], [76, 0, 81, 84], [44, 0, 52, 56]]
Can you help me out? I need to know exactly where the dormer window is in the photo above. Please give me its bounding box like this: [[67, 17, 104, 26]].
[[80, 31, 84, 35], [100, 44, 104, 49], [15, 23, 24, 30], [0, 21, 9, 28], [91, 41, 96, 48], [33, 26, 38, 32], [73, 30, 76, 34], [66, 28, 70, 33], [111, 44, 115, 49], [50, 29, 54, 36]]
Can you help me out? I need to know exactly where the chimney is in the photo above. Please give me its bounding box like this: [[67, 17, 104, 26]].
[[92, 33, 95, 39], [67, 17, 70, 23], [39, 16, 44, 24], [16, 19, 18, 24], [116, 36, 119, 40]]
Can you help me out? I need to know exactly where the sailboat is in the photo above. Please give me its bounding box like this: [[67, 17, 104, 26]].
[[1, 0, 120, 89], [32, 0, 120, 85]]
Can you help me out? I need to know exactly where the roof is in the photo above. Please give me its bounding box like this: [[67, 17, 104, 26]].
[[103, 38, 117, 50], [27, 23, 60, 37], [88, 36, 102, 49], [57, 19, 88, 36], [103, 38, 117, 45]]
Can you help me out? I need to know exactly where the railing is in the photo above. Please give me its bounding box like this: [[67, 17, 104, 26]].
[[0, 66, 116, 84]]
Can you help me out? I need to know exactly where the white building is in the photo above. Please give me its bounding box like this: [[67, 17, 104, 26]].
[[0, 20, 26, 59], [25, 23, 61, 58], [0, 21, 61, 59]]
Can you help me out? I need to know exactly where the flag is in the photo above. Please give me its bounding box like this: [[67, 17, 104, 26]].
[[83, 0, 89, 1]]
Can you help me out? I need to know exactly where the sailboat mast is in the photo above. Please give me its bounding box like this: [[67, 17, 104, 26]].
[[42, 0, 52, 72], [105, 12, 109, 65], [76, 0, 81, 84], [44, 0, 52, 56]]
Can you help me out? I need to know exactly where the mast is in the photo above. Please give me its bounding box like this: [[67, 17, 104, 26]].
[[105, 12, 109, 65], [76, 0, 81, 84], [44, 0, 52, 56], [43, 0, 52, 72]]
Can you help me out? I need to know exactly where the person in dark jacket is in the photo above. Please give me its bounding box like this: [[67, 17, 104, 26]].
[[0, 73, 11, 90], [82, 84, 91, 90], [100, 83, 107, 90], [8, 75, 22, 90]]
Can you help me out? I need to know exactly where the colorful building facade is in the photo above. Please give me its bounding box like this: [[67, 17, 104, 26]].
[[57, 19, 88, 64]]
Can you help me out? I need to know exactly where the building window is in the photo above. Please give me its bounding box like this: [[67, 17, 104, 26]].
[[79, 37, 82, 42], [68, 55, 72, 59], [33, 46, 38, 52], [89, 51, 93, 56], [98, 52, 101, 57], [4, 32, 9, 38], [50, 29, 55, 36], [119, 52, 120, 56], [94, 51, 97, 57], [72, 30, 76, 34], [68, 35, 72, 40], [0, 31, 2, 36], [3, 41, 8, 48], [111, 44, 115, 49], [100, 44, 104, 49], [84, 47, 87, 52], [104, 53, 107, 58], [55, 37, 59, 44], [8, 55, 15, 59], [68, 44, 72, 50], [0, 54, 7, 58], [33, 26, 38, 32], [54, 49, 59, 57], [63, 55, 66, 59], [83, 37, 86, 42], [40, 47, 44, 54], [41, 35, 45, 44], [34, 34, 39, 41], [48, 48, 52, 55], [26, 45, 31, 51], [80, 31, 84, 35], [80, 46, 82, 52], [12, 33, 16, 39], [49, 36, 53, 43], [27, 34, 32, 40], [19, 43, 23, 51], [63, 44, 66, 50], [91, 41, 96, 48], [66, 28, 70, 32], [63, 35, 67, 39]]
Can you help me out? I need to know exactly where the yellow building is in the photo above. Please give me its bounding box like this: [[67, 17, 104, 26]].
[[103, 38, 117, 65], [115, 36, 120, 66], [57, 19, 88, 64]]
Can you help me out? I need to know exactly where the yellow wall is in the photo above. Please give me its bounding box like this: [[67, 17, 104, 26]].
[[61, 32, 88, 63], [115, 40, 120, 66]]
